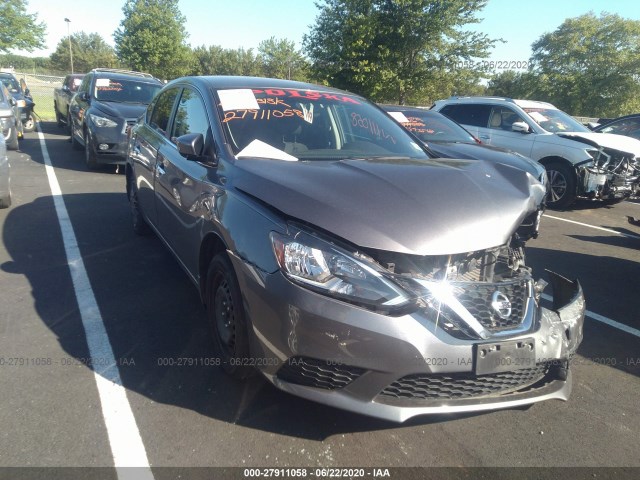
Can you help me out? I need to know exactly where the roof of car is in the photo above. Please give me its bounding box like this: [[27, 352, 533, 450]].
[[91, 68, 161, 83], [167, 75, 366, 96], [435, 96, 557, 110]]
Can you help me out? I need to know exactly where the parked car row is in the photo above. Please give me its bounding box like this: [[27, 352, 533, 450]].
[[0, 83, 22, 151], [124, 76, 584, 422], [0, 72, 36, 133]]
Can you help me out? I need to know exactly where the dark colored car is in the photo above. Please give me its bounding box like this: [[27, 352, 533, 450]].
[[381, 105, 548, 191], [592, 114, 640, 141], [0, 84, 22, 150], [0, 72, 36, 132], [54, 73, 85, 132], [126, 76, 584, 422], [69, 68, 162, 169]]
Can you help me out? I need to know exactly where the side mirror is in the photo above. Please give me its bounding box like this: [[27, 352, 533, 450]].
[[24, 88, 31, 97], [8, 97, 16, 107], [512, 121, 530, 133], [79, 92, 89, 102], [177, 133, 205, 158], [62, 85, 70, 92], [176, 133, 217, 164]]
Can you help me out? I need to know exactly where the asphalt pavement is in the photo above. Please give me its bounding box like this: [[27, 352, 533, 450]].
[[0, 122, 638, 479]]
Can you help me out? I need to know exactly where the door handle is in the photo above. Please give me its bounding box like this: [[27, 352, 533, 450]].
[[156, 162, 166, 176]]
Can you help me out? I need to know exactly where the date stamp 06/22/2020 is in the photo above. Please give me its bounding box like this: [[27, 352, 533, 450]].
[[1, 355, 639, 369]]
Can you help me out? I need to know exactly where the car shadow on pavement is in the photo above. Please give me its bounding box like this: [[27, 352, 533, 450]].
[[527, 246, 639, 380], [567, 232, 640, 250], [2, 193, 490, 441]]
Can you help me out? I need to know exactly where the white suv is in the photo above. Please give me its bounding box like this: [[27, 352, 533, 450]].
[[432, 97, 640, 208]]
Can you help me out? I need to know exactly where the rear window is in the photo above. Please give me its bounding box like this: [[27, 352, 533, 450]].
[[440, 104, 492, 128], [389, 110, 476, 144], [216, 88, 428, 161]]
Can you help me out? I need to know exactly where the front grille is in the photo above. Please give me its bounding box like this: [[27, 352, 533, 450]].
[[276, 356, 365, 390], [425, 279, 530, 339], [453, 280, 528, 331], [380, 364, 549, 401]]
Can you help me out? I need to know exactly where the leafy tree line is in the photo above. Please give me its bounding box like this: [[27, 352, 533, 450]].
[[4, 1, 640, 116], [487, 12, 640, 117]]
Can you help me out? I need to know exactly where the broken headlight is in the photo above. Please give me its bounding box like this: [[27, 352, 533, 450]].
[[270, 231, 410, 310]]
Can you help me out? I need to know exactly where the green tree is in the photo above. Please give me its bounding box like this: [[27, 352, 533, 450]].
[[0, 53, 49, 73], [303, 0, 496, 103], [49, 32, 118, 73], [114, 0, 191, 79], [0, 0, 46, 53], [486, 70, 544, 99], [530, 12, 640, 117], [258, 37, 308, 80], [191, 45, 261, 76]]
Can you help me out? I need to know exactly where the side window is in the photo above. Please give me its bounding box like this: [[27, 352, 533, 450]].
[[601, 119, 640, 139], [440, 104, 492, 128], [489, 106, 526, 131], [170, 88, 210, 142], [149, 88, 180, 136]]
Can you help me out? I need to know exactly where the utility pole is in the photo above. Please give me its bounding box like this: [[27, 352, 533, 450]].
[[64, 18, 74, 74]]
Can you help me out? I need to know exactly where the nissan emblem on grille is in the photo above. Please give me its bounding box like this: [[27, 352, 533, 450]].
[[491, 291, 512, 320]]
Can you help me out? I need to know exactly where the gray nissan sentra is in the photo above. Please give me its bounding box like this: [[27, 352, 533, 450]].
[[126, 76, 585, 422]]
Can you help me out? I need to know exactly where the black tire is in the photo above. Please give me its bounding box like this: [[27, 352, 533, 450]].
[[22, 112, 36, 132], [7, 126, 19, 150], [206, 254, 253, 380], [84, 130, 99, 170], [128, 174, 152, 236], [545, 162, 576, 209]]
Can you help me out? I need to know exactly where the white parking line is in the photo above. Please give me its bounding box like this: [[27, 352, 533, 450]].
[[543, 214, 640, 240], [541, 293, 640, 339], [37, 124, 154, 479]]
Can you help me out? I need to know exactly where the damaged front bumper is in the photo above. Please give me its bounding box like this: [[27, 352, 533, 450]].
[[579, 153, 640, 200], [232, 250, 585, 423]]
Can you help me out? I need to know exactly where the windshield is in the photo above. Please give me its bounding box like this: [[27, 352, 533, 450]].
[[0, 75, 21, 94], [94, 78, 161, 104], [216, 88, 429, 161], [523, 107, 589, 133], [388, 109, 476, 144]]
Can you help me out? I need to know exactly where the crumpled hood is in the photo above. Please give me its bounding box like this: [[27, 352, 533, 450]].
[[232, 157, 545, 255], [93, 101, 147, 120], [557, 131, 640, 157]]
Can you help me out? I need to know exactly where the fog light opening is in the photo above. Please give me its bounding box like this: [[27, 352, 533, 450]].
[[98, 143, 110, 151]]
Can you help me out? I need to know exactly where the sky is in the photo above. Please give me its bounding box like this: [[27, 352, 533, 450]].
[[12, 0, 640, 70]]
